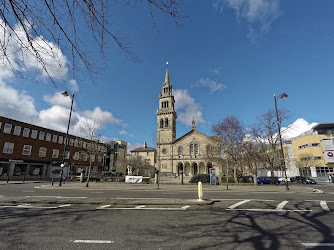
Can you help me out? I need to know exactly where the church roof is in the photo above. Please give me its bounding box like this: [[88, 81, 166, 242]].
[[130, 147, 156, 152], [173, 128, 217, 144]]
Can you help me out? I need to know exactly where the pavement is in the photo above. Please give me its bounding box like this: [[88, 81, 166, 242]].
[[0, 181, 324, 206]]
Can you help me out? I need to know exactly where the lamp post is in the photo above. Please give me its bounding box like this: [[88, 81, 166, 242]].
[[59, 90, 75, 186], [274, 92, 289, 191]]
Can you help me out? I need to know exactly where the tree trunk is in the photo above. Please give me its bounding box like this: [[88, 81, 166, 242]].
[[85, 161, 92, 187]]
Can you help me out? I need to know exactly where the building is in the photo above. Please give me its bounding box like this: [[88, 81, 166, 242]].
[[0, 115, 108, 180], [156, 67, 222, 183], [286, 123, 334, 181], [130, 141, 156, 177], [105, 140, 127, 174]]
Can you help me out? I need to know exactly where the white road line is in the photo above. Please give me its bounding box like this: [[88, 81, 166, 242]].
[[58, 204, 72, 208], [276, 201, 289, 210], [97, 206, 191, 211], [227, 208, 312, 212], [214, 199, 274, 201], [0, 205, 58, 209], [306, 200, 334, 202], [320, 201, 330, 211], [25, 196, 87, 199], [228, 200, 251, 209], [182, 205, 191, 210], [301, 243, 334, 247], [72, 240, 113, 244], [135, 205, 146, 208], [99, 205, 111, 209]]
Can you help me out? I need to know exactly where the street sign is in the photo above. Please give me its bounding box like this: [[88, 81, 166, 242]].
[[210, 168, 216, 185]]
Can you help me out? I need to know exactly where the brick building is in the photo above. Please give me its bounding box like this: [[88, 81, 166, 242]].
[[0, 115, 107, 180]]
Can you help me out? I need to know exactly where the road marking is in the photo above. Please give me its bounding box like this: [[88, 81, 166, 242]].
[[0, 205, 58, 209], [228, 200, 250, 209], [301, 243, 334, 247], [25, 196, 87, 199], [135, 205, 146, 208], [276, 201, 289, 210], [320, 201, 330, 211], [306, 200, 334, 202], [58, 204, 72, 208], [214, 199, 274, 202], [72, 240, 113, 244], [182, 205, 191, 210], [227, 208, 312, 212], [99, 205, 111, 208], [97, 205, 191, 211]]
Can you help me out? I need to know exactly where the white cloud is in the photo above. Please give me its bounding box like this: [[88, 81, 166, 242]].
[[192, 78, 226, 94], [174, 89, 205, 126], [282, 118, 318, 140], [68, 79, 79, 92], [0, 80, 38, 119], [119, 129, 134, 138], [0, 19, 68, 81], [82, 107, 123, 126], [43, 92, 75, 108], [214, 0, 282, 43]]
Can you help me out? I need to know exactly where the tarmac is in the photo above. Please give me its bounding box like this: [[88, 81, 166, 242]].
[[0, 181, 324, 206]]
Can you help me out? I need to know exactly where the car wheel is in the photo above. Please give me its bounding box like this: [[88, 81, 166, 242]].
[[260, 182, 264, 185], [275, 182, 280, 185]]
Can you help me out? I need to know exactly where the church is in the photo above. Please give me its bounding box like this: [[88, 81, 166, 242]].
[[156, 66, 222, 183]]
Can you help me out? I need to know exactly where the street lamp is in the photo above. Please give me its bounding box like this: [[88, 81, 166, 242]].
[[59, 90, 75, 186], [274, 92, 289, 191]]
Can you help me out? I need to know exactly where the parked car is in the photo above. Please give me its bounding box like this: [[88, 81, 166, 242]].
[[304, 178, 317, 184], [278, 177, 291, 182], [257, 176, 280, 185]]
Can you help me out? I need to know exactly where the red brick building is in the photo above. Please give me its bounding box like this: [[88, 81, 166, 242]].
[[0, 116, 107, 180]]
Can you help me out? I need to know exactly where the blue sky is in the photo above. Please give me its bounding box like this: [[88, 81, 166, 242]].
[[1, 0, 334, 152]]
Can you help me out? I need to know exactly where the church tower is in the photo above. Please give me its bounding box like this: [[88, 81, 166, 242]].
[[156, 64, 177, 145]]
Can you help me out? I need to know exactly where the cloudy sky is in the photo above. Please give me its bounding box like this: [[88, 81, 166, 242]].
[[1, 0, 333, 152]]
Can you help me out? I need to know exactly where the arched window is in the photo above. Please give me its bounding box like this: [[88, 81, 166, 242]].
[[160, 119, 164, 128], [166, 101, 169, 108], [195, 144, 199, 155], [190, 144, 194, 156], [165, 118, 169, 128], [161, 102, 163, 108], [178, 147, 183, 156]]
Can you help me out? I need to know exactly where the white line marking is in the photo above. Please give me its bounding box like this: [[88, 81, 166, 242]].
[[99, 205, 111, 209], [0, 205, 58, 209], [98, 206, 190, 211], [214, 199, 274, 201], [227, 208, 312, 212], [301, 243, 334, 247], [182, 205, 191, 210], [320, 201, 330, 211], [72, 240, 113, 244], [306, 200, 334, 202], [58, 204, 72, 208], [135, 205, 146, 208], [228, 200, 250, 209], [276, 201, 289, 210], [25, 196, 87, 199]]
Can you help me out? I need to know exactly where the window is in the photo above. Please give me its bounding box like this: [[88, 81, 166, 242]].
[[22, 145, 32, 156], [83, 153, 88, 161], [165, 118, 169, 128], [58, 136, 63, 144], [90, 155, 95, 162], [160, 119, 163, 128], [3, 123, 12, 134], [83, 142, 86, 148], [39, 131, 45, 140], [52, 134, 58, 143], [69, 139, 74, 146], [13, 126, 21, 136], [0, 122, 2, 130], [190, 144, 194, 156], [3, 142, 14, 154], [73, 152, 80, 160], [74, 139, 79, 147], [46, 133, 51, 141], [78, 140, 82, 148], [52, 149, 59, 158], [195, 144, 199, 155], [178, 147, 183, 156], [39, 147, 47, 157], [64, 137, 68, 145], [23, 128, 30, 137], [31, 130, 38, 139], [98, 155, 102, 162], [64, 151, 70, 159]]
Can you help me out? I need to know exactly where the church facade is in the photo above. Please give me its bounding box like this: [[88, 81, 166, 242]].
[[156, 67, 222, 182]]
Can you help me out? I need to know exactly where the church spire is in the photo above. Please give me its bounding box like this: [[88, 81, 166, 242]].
[[165, 62, 170, 84]]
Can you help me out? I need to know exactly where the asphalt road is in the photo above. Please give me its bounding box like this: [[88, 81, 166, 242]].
[[1, 182, 334, 249]]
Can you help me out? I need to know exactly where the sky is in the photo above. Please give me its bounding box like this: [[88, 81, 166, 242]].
[[0, 0, 333, 152]]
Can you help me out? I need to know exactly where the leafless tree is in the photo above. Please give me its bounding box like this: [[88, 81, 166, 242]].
[[0, 0, 184, 84], [212, 116, 245, 183], [295, 153, 321, 178], [249, 108, 290, 181], [77, 119, 105, 187]]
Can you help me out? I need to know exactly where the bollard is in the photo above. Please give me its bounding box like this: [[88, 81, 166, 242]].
[[7, 176, 9, 183], [154, 169, 159, 189], [51, 177, 54, 186], [197, 181, 203, 201], [180, 170, 184, 185]]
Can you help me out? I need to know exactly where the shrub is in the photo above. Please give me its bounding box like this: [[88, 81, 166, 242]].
[[190, 174, 210, 183]]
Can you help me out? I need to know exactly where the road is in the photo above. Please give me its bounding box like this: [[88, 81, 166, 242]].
[[1, 182, 334, 249]]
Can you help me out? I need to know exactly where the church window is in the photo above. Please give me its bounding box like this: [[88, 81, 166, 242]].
[[165, 119, 169, 128], [195, 144, 199, 155], [166, 101, 169, 108], [160, 119, 164, 128], [178, 147, 183, 156], [190, 144, 194, 155]]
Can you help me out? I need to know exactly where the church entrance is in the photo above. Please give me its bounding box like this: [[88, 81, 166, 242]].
[[193, 163, 198, 175]]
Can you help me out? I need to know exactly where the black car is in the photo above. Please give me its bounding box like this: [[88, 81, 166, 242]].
[[304, 178, 317, 184]]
